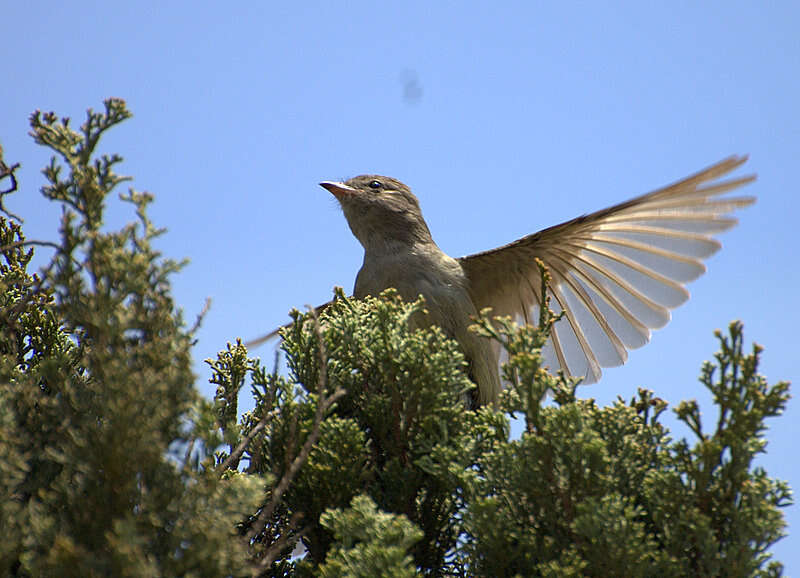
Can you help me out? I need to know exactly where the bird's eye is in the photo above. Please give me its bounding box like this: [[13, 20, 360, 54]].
[[368, 180, 382, 190]]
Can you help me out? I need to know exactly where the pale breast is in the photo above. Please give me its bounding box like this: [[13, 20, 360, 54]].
[[354, 250, 475, 330], [354, 248, 502, 403]]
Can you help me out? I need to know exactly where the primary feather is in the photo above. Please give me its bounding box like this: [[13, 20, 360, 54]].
[[459, 155, 755, 384]]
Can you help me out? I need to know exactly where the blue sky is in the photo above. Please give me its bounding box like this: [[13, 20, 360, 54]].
[[4, 2, 798, 568]]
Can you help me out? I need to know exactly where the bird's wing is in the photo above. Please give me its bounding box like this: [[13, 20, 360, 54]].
[[458, 155, 755, 383]]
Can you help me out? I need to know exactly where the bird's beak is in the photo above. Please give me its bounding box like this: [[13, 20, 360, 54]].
[[320, 181, 357, 199]]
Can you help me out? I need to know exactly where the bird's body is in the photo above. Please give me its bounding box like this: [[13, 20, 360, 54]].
[[352, 229, 502, 402], [252, 157, 755, 405]]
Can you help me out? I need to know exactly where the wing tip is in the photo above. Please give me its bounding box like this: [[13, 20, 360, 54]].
[[717, 154, 749, 173]]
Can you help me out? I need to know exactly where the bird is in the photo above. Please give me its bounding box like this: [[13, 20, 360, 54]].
[[252, 156, 755, 405]]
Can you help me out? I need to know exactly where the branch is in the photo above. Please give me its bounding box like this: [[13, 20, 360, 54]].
[[252, 514, 310, 576], [181, 437, 197, 476], [245, 307, 345, 542], [189, 297, 212, 336], [0, 155, 22, 221], [219, 407, 280, 473], [0, 162, 19, 194], [0, 239, 62, 254], [245, 386, 345, 542]]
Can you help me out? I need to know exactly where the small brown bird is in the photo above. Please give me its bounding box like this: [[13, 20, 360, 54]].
[[255, 157, 755, 405]]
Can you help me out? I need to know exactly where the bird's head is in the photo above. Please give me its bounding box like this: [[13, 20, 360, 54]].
[[320, 175, 433, 251]]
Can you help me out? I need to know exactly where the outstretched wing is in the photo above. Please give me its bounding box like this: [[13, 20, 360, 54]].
[[459, 156, 755, 383]]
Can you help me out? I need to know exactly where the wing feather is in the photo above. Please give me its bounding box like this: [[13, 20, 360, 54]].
[[459, 155, 755, 384], [549, 260, 628, 363], [548, 259, 627, 370], [546, 247, 652, 343]]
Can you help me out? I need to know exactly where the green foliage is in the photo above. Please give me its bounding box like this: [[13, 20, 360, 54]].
[[0, 100, 791, 577], [0, 100, 262, 576], [277, 291, 506, 572], [318, 495, 423, 578], [465, 300, 790, 577], [216, 278, 790, 576], [204, 292, 506, 574]]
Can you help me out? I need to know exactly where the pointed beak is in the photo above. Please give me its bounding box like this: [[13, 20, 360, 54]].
[[320, 181, 357, 199]]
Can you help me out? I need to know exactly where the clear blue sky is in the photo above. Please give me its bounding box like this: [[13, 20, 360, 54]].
[[4, 2, 798, 568]]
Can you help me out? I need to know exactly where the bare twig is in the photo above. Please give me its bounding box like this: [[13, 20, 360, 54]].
[[189, 297, 212, 335], [309, 305, 328, 394], [244, 299, 333, 349], [244, 307, 345, 542], [244, 386, 345, 543], [181, 438, 197, 475], [0, 238, 83, 270], [219, 407, 280, 473], [243, 326, 282, 349], [0, 158, 22, 221], [0, 162, 19, 193], [0, 239, 62, 254], [253, 514, 310, 575]]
